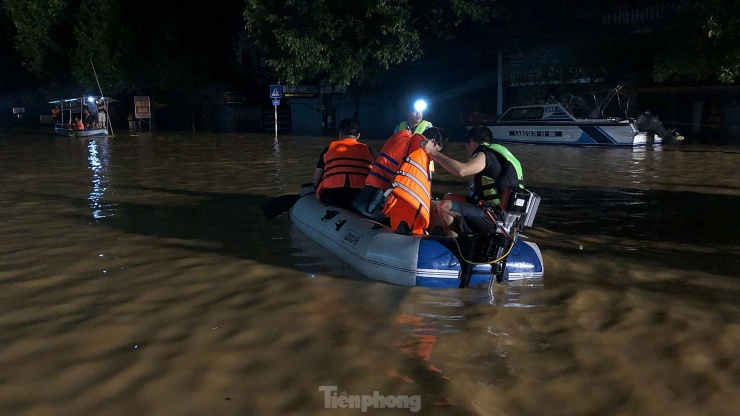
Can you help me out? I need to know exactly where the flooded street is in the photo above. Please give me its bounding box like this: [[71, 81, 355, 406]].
[[1, 131, 739, 415]]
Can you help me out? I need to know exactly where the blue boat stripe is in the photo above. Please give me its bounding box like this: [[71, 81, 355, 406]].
[[580, 126, 616, 144]]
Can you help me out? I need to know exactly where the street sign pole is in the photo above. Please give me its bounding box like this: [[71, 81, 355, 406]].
[[269, 85, 283, 139]]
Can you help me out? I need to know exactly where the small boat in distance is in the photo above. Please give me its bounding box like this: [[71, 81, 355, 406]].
[[468, 85, 677, 146], [49, 96, 116, 138]]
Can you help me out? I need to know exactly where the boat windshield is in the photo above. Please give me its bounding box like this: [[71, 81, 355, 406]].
[[499, 107, 544, 121]]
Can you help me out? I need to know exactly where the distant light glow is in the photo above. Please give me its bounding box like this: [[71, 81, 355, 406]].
[[413, 99, 427, 112], [87, 96, 95, 103]]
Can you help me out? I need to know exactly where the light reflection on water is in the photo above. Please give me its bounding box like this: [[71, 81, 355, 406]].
[[87, 138, 114, 219]]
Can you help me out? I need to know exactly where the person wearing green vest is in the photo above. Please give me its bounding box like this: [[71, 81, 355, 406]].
[[423, 125, 524, 237], [394, 99, 433, 134]]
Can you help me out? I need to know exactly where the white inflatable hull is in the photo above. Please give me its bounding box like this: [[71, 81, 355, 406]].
[[289, 195, 544, 288]]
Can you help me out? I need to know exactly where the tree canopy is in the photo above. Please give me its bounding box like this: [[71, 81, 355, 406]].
[[2, 0, 736, 100], [654, 0, 739, 84], [243, 0, 499, 87], [243, 0, 739, 87], [3, 0, 243, 97]]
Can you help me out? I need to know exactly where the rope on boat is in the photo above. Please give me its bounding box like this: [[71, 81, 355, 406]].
[[447, 231, 519, 266]]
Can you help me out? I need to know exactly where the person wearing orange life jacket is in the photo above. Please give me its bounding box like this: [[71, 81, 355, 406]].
[[351, 99, 434, 222], [365, 129, 416, 191], [350, 129, 418, 222], [73, 117, 85, 130], [382, 127, 447, 235], [312, 118, 373, 209]]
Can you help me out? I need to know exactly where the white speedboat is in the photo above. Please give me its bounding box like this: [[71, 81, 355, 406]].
[[474, 99, 649, 146], [289, 189, 544, 288], [467, 85, 678, 146]]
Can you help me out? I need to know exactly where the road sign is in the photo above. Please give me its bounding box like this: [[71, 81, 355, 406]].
[[269, 85, 283, 98], [134, 96, 151, 119], [272, 99, 280, 106]]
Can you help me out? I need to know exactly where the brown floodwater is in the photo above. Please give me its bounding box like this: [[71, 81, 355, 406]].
[[1, 131, 739, 416]]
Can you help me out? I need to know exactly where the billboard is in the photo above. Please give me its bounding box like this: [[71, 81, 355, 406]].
[[134, 96, 151, 119]]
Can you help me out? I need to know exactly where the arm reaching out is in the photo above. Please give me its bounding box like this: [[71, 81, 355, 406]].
[[425, 141, 486, 177]]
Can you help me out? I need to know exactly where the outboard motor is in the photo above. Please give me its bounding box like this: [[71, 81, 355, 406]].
[[498, 186, 541, 235], [458, 186, 540, 288], [635, 111, 676, 142]]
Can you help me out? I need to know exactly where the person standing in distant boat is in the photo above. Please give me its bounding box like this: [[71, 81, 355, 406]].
[[97, 102, 107, 128], [394, 99, 432, 134], [312, 118, 373, 209]]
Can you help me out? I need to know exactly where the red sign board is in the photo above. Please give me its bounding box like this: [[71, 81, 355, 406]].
[[134, 96, 151, 119]]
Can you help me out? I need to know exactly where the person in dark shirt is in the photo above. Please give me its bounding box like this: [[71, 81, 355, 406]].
[[312, 118, 373, 209], [82, 108, 95, 128]]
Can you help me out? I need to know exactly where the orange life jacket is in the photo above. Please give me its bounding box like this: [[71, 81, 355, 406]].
[[316, 138, 373, 196], [382, 147, 432, 235], [75, 120, 85, 130], [365, 131, 423, 191]]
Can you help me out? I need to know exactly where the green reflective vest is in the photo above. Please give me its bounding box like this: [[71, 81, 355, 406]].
[[474, 142, 524, 206], [397, 120, 432, 135]]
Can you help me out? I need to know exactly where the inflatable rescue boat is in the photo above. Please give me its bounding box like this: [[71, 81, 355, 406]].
[[289, 190, 544, 288]]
